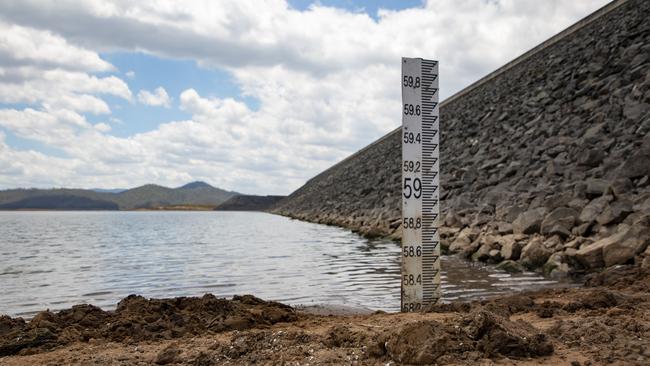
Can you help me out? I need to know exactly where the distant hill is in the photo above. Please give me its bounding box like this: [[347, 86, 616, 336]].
[[91, 188, 126, 194], [0, 181, 239, 210], [178, 182, 212, 189], [0, 195, 119, 210], [215, 195, 285, 211]]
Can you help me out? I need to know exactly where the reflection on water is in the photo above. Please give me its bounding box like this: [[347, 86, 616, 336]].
[[0, 211, 565, 317]]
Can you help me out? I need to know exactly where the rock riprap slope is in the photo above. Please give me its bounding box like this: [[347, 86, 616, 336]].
[[272, 0, 650, 277]]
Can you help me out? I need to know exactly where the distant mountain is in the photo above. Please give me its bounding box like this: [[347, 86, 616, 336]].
[[0, 195, 118, 210], [215, 195, 286, 211], [178, 181, 212, 189], [0, 182, 239, 210], [91, 188, 126, 194]]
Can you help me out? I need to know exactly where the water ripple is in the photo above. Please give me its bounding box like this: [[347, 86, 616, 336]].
[[0, 211, 569, 317]]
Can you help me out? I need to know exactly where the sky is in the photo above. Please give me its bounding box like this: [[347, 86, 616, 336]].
[[0, 0, 610, 195]]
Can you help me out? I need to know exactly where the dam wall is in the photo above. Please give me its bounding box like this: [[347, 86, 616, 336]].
[[272, 0, 650, 275]]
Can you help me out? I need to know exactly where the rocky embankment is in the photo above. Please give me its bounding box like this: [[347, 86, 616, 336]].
[[215, 195, 285, 211], [271, 0, 650, 277]]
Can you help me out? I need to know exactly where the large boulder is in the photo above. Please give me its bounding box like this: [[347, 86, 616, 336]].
[[495, 260, 524, 273], [617, 146, 650, 179], [575, 240, 606, 269], [513, 208, 547, 235], [540, 207, 578, 238], [472, 243, 494, 262], [596, 200, 633, 226], [520, 237, 553, 269], [500, 236, 523, 260], [608, 178, 634, 197], [543, 252, 569, 279], [585, 179, 609, 197], [602, 226, 650, 267], [578, 196, 610, 224], [577, 149, 605, 167], [449, 227, 480, 253], [576, 225, 650, 268]]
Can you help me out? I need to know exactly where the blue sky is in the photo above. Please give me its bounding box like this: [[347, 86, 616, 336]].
[[289, 0, 424, 17], [0, 0, 609, 194], [98, 52, 249, 137]]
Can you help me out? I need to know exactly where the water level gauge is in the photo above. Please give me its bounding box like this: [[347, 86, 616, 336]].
[[401, 57, 441, 312]]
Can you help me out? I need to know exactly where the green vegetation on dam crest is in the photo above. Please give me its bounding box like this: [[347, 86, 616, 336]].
[[271, 0, 650, 276]]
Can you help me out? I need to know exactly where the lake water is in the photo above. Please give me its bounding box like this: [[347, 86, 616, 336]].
[[0, 211, 562, 317]]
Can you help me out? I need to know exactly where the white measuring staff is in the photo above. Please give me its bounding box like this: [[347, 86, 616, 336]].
[[401, 57, 441, 312]]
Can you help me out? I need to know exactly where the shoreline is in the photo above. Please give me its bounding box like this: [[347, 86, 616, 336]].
[[1, 265, 647, 365]]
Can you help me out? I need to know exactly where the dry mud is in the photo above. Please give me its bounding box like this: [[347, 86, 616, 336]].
[[1, 265, 648, 365]]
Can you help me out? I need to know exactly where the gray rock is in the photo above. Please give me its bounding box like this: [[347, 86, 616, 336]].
[[596, 200, 633, 226], [579, 196, 610, 224], [563, 237, 587, 249], [540, 207, 578, 238], [543, 253, 570, 279], [543, 253, 561, 275], [500, 238, 523, 260], [573, 182, 587, 199], [617, 147, 650, 179], [564, 247, 578, 257], [578, 149, 605, 167], [576, 225, 650, 268], [449, 227, 479, 253], [488, 249, 502, 263], [512, 208, 547, 235], [632, 212, 650, 226], [567, 198, 589, 211], [544, 235, 564, 252], [585, 179, 609, 197], [602, 225, 650, 267], [520, 237, 553, 269], [497, 222, 513, 235], [505, 205, 527, 223], [549, 263, 571, 279], [609, 178, 634, 197], [495, 260, 524, 273], [583, 122, 605, 140], [563, 247, 582, 269], [572, 222, 592, 236], [575, 240, 606, 269], [443, 211, 462, 227], [471, 243, 493, 262], [623, 101, 649, 120]]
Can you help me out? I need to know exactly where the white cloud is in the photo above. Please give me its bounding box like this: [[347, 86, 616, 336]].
[[0, 0, 609, 97], [0, 21, 132, 120], [0, 107, 90, 144], [0, 20, 113, 72], [0, 0, 611, 193], [0, 66, 131, 113], [138, 87, 171, 108], [125, 70, 135, 78], [94, 122, 111, 132]]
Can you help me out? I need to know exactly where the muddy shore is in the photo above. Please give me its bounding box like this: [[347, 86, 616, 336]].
[[1, 265, 648, 365]]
